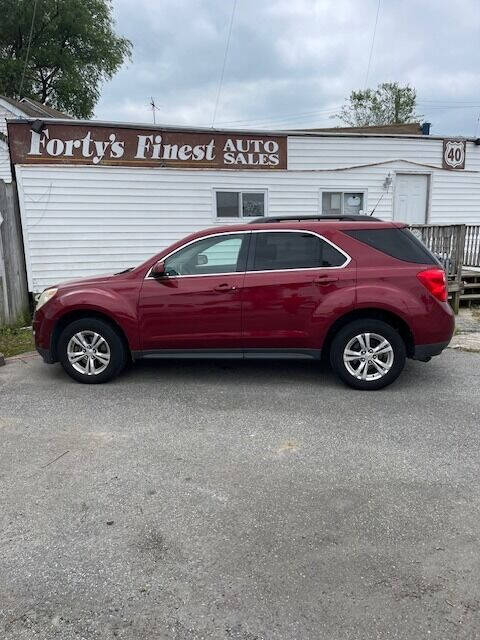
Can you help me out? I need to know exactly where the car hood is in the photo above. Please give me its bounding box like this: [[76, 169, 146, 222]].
[[56, 271, 121, 290]]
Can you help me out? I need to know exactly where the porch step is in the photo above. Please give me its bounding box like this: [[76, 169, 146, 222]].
[[460, 271, 480, 307]]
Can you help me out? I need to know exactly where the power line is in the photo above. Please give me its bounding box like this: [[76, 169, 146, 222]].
[[364, 0, 381, 89], [18, 0, 39, 98], [418, 99, 480, 105], [215, 106, 342, 127], [211, 0, 237, 128], [419, 104, 480, 111]]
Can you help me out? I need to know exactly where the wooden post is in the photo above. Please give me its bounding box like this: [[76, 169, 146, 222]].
[[453, 224, 466, 314], [451, 224, 466, 315], [0, 180, 29, 325], [0, 269, 5, 325]]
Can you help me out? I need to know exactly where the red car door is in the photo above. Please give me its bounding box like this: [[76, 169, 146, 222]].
[[241, 230, 354, 352], [138, 232, 249, 351]]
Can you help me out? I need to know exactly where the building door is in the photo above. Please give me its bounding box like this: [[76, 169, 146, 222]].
[[393, 174, 428, 224]]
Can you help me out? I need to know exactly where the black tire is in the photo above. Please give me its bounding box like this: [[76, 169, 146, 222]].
[[57, 318, 127, 384], [330, 319, 406, 390]]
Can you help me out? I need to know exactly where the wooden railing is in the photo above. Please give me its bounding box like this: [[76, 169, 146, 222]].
[[464, 225, 480, 268], [408, 224, 468, 313], [409, 224, 465, 276]]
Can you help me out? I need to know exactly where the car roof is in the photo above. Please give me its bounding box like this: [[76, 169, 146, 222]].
[[198, 218, 406, 236]]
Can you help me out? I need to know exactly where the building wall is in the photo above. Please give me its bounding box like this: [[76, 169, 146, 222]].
[[0, 101, 26, 182], [0, 139, 12, 182], [0, 106, 13, 135], [15, 134, 480, 292], [288, 135, 480, 224]]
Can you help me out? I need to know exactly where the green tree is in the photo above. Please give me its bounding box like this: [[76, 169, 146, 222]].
[[0, 0, 132, 118], [333, 82, 420, 127]]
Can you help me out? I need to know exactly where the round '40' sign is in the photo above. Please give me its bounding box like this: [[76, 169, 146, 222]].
[[443, 139, 466, 170]]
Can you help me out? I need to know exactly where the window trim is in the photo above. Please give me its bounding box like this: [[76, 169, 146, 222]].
[[213, 188, 268, 221], [319, 188, 368, 215], [145, 229, 351, 279]]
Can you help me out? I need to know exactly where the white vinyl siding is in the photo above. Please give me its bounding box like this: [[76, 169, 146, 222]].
[[288, 135, 480, 172], [14, 134, 480, 293], [0, 101, 28, 182], [0, 140, 12, 182]]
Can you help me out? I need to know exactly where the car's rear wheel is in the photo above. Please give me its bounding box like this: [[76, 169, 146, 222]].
[[58, 318, 127, 384], [330, 319, 406, 390]]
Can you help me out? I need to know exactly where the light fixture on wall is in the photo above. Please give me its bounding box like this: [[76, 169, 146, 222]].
[[383, 172, 393, 190], [31, 119, 45, 134]]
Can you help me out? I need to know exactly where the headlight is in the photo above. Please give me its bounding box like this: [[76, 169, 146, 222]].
[[36, 288, 58, 310]]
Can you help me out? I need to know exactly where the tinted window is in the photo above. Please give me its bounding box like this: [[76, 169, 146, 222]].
[[344, 228, 438, 265], [216, 192, 239, 217], [164, 234, 247, 276], [216, 191, 265, 218], [242, 192, 264, 217], [251, 232, 346, 271]]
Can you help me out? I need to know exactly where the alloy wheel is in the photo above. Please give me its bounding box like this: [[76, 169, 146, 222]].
[[67, 330, 111, 376], [343, 332, 394, 381]]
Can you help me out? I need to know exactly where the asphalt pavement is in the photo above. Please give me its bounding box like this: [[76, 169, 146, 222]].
[[1, 350, 480, 639]]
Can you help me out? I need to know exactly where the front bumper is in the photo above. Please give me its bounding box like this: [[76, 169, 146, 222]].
[[33, 308, 58, 363], [412, 341, 450, 362], [36, 345, 56, 364]]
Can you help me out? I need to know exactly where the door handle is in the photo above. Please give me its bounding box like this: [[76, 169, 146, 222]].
[[315, 274, 339, 285], [213, 283, 237, 292]]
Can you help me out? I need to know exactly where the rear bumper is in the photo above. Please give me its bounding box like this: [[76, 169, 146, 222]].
[[412, 341, 450, 361]]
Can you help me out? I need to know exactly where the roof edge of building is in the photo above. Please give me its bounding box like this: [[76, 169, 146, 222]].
[[4, 116, 478, 142]]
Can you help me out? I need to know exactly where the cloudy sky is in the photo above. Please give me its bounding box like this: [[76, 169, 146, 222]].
[[95, 0, 480, 136]]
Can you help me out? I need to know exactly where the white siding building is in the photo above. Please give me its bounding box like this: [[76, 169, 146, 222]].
[[6, 118, 480, 293]]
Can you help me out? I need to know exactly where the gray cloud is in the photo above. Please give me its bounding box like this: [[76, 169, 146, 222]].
[[95, 0, 480, 136]]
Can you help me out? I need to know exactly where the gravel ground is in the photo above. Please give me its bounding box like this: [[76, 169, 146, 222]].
[[1, 351, 480, 640]]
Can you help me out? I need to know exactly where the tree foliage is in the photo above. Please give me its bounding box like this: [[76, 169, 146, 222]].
[[333, 82, 420, 127], [0, 0, 132, 118]]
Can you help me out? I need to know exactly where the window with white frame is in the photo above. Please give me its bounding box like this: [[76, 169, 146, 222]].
[[215, 190, 266, 219], [321, 191, 365, 215]]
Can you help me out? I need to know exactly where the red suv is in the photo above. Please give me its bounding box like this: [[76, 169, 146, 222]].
[[33, 215, 454, 390]]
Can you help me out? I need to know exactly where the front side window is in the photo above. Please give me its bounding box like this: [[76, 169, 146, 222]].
[[216, 191, 265, 218], [164, 234, 247, 276], [322, 191, 365, 215], [251, 232, 347, 271]]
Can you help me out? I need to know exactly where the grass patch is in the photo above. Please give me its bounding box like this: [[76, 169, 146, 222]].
[[0, 325, 35, 358]]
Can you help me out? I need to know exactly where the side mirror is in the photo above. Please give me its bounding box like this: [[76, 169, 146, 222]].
[[196, 253, 208, 266], [151, 260, 166, 278]]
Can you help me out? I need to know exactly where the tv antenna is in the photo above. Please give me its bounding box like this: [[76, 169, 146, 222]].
[[150, 97, 162, 124]]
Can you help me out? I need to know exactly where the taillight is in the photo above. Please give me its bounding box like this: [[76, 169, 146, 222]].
[[416, 268, 447, 302]]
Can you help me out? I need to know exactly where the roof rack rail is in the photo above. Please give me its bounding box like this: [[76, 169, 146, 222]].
[[248, 214, 382, 224]]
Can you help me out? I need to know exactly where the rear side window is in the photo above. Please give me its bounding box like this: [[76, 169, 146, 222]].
[[250, 232, 347, 271], [344, 228, 438, 265]]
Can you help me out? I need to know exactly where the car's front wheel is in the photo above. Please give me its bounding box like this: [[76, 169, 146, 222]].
[[330, 319, 406, 390], [58, 318, 127, 384]]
